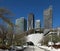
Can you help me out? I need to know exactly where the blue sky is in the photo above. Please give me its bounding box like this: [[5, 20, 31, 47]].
[[0, 0, 60, 28]]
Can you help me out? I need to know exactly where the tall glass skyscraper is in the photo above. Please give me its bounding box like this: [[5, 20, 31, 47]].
[[44, 6, 52, 29], [15, 17, 27, 34], [27, 13, 34, 30]]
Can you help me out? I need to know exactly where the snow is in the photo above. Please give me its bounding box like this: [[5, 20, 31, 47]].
[[26, 33, 60, 51], [48, 41, 54, 45], [26, 33, 44, 45], [55, 42, 60, 45], [37, 45, 60, 51]]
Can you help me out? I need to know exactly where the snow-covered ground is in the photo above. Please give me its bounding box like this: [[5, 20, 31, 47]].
[[37, 45, 60, 51], [26, 33, 60, 51]]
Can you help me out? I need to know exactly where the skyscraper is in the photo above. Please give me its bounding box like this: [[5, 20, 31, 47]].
[[44, 6, 52, 29], [27, 13, 34, 30], [15, 17, 27, 34], [35, 20, 40, 29]]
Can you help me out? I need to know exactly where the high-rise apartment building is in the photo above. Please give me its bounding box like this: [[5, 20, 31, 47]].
[[44, 6, 52, 29], [27, 13, 34, 30], [35, 20, 40, 29], [15, 17, 27, 34], [57, 27, 60, 36]]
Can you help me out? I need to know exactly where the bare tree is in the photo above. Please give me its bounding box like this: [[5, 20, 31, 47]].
[[0, 8, 15, 49], [0, 8, 14, 27]]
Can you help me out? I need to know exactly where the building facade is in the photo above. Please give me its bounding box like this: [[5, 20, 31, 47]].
[[27, 13, 34, 30], [44, 6, 52, 29], [57, 27, 60, 36], [15, 17, 27, 34], [35, 20, 40, 29]]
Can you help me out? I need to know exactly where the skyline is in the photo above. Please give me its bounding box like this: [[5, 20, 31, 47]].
[[0, 0, 60, 28]]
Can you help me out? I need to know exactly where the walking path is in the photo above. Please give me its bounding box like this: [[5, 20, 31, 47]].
[[24, 46, 49, 51]]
